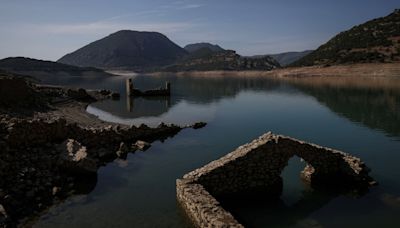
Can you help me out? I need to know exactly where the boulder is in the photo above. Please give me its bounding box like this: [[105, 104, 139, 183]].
[[0, 204, 7, 222], [134, 140, 151, 151], [58, 139, 98, 175], [99, 90, 111, 96], [52, 186, 61, 196], [66, 88, 94, 101], [157, 122, 167, 128], [116, 142, 129, 158], [0, 76, 46, 109]]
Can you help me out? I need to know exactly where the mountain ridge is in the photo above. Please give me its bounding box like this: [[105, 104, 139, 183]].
[[0, 57, 113, 84], [162, 50, 280, 72], [184, 43, 225, 53], [58, 30, 187, 71], [292, 9, 400, 66]]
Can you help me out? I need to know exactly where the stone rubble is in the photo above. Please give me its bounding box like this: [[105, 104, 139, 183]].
[[57, 139, 98, 175], [0, 75, 206, 227], [134, 140, 151, 151]]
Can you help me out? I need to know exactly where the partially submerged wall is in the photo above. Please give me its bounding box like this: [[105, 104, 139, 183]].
[[176, 132, 375, 228]]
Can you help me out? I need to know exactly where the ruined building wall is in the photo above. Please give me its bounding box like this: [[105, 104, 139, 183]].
[[177, 132, 374, 228]]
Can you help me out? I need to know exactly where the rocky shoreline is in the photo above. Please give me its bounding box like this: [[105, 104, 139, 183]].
[[0, 74, 205, 227]]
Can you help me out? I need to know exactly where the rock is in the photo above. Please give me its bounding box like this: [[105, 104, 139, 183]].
[[66, 88, 93, 101], [0, 76, 46, 109], [135, 140, 151, 151], [116, 142, 129, 158], [97, 148, 115, 159], [99, 90, 111, 96], [0, 204, 7, 220], [138, 124, 149, 130], [57, 139, 98, 175], [52, 186, 60, 196], [111, 92, 120, 100], [192, 122, 207, 129], [369, 180, 378, 186], [25, 190, 35, 199]]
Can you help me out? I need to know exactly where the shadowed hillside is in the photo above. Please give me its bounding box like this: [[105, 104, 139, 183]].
[[184, 43, 225, 53], [268, 50, 313, 66], [0, 57, 113, 84], [162, 50, 280, 72], [58, 30, 187, 71], [293, 9, 400, 66]]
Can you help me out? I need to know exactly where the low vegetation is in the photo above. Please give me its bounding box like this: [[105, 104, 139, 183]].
[[293, 9, 400, 66]]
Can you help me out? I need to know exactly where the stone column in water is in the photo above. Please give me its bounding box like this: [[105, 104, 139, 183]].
[[125, 78, 132, 111]]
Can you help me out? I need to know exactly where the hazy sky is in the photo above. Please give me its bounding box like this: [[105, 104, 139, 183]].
[[0, 0, 398, 61]]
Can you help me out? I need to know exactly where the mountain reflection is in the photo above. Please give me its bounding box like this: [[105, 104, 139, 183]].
[[89, 74, 400, 138], [90, 75, 286, 119], [285, 76, 400, 137]]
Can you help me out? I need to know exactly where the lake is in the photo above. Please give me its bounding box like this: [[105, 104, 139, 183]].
[[34, 73, 400, 227]]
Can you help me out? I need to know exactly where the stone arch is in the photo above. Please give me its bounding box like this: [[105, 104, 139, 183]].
[[177, 132, 375, 227], [281, 136, 371, 189]]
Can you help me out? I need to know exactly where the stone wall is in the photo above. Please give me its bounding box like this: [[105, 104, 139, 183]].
[[176, 132, 375, 228], [0, 116, 183, 227], [176, 179, 243, 228]]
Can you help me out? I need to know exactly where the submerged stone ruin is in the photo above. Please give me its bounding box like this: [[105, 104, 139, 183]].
[[176, 132, 375, 227], [126, 78, 171, 97]]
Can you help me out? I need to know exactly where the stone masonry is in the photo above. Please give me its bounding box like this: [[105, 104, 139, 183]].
[[176, 132, 375, 228]]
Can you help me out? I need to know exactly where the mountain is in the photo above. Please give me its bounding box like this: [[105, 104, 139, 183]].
[[184, 47, 219, 60], [293, 9, 400, 66], [0, 57, 104, 74], [58, 30, 187, 71], [162, 50, 280, 72], [0, 57, 113, 84], [184, 43, 225, 53], [267, 50, 313, 66]]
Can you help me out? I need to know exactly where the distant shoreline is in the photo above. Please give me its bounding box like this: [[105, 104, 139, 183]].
[[147, 62, 400, 78]]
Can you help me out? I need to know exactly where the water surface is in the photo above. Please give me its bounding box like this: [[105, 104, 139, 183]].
[[35, 74, 400, 228]]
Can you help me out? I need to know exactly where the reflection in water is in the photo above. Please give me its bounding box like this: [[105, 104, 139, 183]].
[[221, 190, 338, 228], [89, 74, 400, 139], [284, 76, 400, 137], [218, 153, 371, 228], [88, 75, 290, 126], [125, 96, 171, 116], [36, 73, 400, 228], [131, 74, 286, 104]]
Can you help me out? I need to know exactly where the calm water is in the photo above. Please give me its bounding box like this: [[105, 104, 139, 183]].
[[34, 74, 400, 228]]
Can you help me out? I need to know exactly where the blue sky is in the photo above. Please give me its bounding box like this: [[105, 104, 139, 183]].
[[0, 0, 398, 60]]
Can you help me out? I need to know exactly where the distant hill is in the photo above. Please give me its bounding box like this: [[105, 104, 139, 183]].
[[58, 30, 187, 71], [184, 47, 220, 60], [293, 9, 400, 66], [0, 57, 113, 84], [162, 50, 280, 72], [266, 50, 313, 66], [0, 57, 104, 74], [184, 43, 224, 53]]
